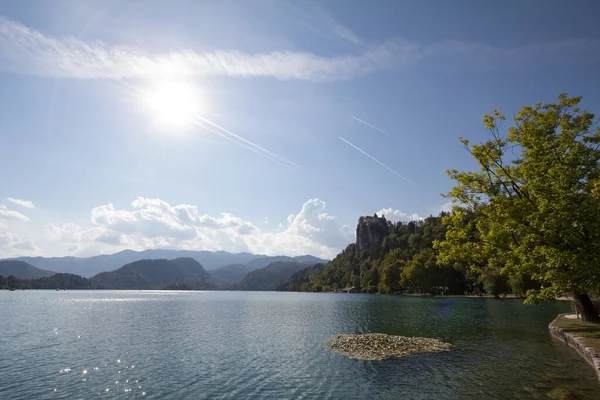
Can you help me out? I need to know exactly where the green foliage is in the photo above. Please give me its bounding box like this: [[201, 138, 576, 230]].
[[480, 269, 511, 298], [0, 260, 55, 280], [379, 249, 405, 293], [210, 264, 252, 285], [92, 258, 215, 290], [1, 273, 95, 290], [278, 264, 326, 292], [437, 94, 600, 311], [289, 214, 468, 295], [236, 262, 309, 291]]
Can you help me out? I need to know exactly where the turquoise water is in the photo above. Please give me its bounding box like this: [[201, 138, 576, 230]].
[[1, 291, 598, 399]]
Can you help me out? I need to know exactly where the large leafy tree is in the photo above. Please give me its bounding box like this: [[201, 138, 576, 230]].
[[436, 94, 600, 322]]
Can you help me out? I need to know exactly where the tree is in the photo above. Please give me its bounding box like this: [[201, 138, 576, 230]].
[[436, 94, 600, 322], [379, 249, 405, 293], [480, 268, 511, 298], [401, 249, 436, 293]]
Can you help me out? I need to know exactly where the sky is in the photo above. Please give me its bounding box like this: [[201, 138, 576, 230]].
[[1, 0, 599, 260]]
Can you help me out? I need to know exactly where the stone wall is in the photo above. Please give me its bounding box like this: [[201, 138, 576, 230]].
[[549, 313, 600, 382]]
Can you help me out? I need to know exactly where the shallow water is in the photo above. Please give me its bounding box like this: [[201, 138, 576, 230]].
[[0, 291, 598, 399]]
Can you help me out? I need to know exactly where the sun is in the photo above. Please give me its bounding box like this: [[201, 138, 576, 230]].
[[143, 80, 201, 129]]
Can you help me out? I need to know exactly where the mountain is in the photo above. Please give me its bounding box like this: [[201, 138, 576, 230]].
[[236, 262, 311, 291], [9, 250, 263, 277], [0, 260, 56, 280], [171, 257, 211, 280], [246, 255, 329, 270], [209, 264, 252, 285], [1, 273, 94, 290], [277, 264, 326, 292], [291, 255, 329, 264], [6, 250, 329, 277], [91, 257, 215, 290]]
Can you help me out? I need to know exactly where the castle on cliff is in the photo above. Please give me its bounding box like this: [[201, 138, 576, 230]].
[[358, 214, 387, 224], [355, 214, 389, 252]]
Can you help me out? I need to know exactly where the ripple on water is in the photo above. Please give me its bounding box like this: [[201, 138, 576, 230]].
[[1, 291, 600, 399]]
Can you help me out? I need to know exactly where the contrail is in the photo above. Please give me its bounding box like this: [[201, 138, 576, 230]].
[[192, 117, 300, 168], [194, 116, 300, 168], [85, 64, 299, 168], [339, 136, 415, 185], [352, 116, 398, 140]]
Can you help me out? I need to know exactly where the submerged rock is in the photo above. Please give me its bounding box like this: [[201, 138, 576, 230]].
[[324, 333, 454, 361]]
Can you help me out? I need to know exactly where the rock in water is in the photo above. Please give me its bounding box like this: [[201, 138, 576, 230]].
[[324, 333, 454, 361]]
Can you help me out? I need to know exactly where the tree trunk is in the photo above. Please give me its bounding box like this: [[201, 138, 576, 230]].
[[572, 291, 600, 323]]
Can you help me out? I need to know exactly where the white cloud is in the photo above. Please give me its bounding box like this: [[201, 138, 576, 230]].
[[0, 197, 422, 259], [375, 208, 423, 223], [0, 204, 30, 222], [439, 201, 453, 213], [1, 16, 597, 83], [0, 16, 414, 82], [0, 230, 37, 257], [6, 197, 35, 209], [284, 198, 353, 248], [38, 197, 355, 259]]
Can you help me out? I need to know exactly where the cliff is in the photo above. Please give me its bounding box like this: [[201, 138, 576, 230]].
[[355, 214, 389, 252]]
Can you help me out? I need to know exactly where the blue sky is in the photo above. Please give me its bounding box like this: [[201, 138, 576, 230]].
[[1, 0, 599, 259]]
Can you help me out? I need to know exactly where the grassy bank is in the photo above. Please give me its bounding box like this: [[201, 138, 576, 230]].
[[552, 316, 600, 354]]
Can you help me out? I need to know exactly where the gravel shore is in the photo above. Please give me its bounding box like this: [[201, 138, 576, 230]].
[[324, 333, 454, 361]]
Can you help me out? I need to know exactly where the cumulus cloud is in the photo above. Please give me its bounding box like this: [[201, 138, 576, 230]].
[[285, 198, 352, 248], [0, 230, 37, 257], [6, 197, 35, 209], [375, 208, 423, 223], [39, 197, 355, 259], [0, 204, 30, 222]]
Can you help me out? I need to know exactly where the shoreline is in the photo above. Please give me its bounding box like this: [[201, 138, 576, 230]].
[[549, 313, 600, 383]]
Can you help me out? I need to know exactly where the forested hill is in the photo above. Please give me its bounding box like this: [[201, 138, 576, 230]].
[[236, 262, 310, 291], [91, 258, 216, 290], [279, 213, 531, 296], [0, 260, 56, 280], [1, 273, 94, 290]]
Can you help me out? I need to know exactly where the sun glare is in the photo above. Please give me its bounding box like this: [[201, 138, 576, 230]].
[[143, 80, 201, 129]]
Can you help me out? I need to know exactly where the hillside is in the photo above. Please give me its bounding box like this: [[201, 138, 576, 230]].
[[91, 258, 216, 290], [10, 250, 261, 277], [209, 264, 252, 285], [279, 214, 538, 297], [246, 255, 328, 270], [0, 260, 56, 280], [284, 215, 470, 294], [236, 262, 310, 291], [277, 264, 326, 291], [1, 273, 94, 290], [6, 250, 328, 277]]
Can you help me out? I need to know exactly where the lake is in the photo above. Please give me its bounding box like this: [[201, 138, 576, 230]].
[[1, 291, 598, 399]]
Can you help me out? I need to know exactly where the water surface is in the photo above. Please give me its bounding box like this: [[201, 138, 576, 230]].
[[1, 291, 598, 399]]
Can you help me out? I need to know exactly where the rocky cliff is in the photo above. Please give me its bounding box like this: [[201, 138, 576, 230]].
[[355, 214, 389, 252]]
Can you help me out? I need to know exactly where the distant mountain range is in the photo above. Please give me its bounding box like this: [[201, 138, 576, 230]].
[[4, 249, 328, 277], [0, 260, 56, 280], [1, 250, 329, 291]]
